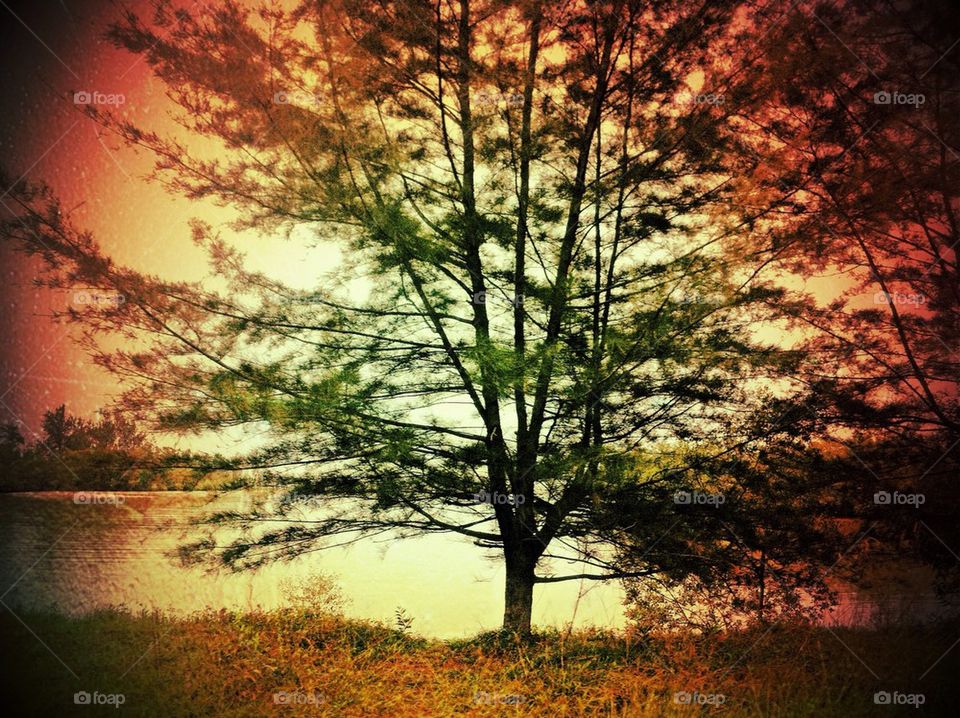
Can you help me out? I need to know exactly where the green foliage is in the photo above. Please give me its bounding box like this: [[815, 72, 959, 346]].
[[0, 0, 881, 631]]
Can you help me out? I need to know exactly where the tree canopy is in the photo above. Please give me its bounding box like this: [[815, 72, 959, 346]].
[[2, 0, 957, 632]]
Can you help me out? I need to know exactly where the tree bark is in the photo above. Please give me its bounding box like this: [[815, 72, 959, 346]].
[[502, 551, 536, 634]]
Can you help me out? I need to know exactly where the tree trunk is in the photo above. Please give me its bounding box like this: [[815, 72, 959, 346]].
[[502, 553, 535, 634]]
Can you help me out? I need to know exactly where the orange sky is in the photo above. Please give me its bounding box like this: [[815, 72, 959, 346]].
[[0, 0, 245, 437]]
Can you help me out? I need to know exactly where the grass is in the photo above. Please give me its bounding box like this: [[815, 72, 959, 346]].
[[0, 606, 955, 716]]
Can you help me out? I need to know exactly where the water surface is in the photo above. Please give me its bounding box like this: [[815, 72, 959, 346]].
[[0, 491, 627, 638]]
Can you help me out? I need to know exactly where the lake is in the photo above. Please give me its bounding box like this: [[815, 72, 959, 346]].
[[0, 491, 951, 638], [0, 491, 629, 638]]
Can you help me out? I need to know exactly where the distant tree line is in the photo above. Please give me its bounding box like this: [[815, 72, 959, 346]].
[[0, 405, 208, 492]]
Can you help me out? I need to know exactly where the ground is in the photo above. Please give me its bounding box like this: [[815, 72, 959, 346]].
[[0, 608, 956, 716]]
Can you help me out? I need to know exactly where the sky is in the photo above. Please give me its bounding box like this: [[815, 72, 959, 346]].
[[0, 0, 310, 439], [0, 0, 856, 443]]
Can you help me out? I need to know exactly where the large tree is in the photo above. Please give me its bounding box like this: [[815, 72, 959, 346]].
[[2, 0, 824, 632], [737, 0, 960, 592]]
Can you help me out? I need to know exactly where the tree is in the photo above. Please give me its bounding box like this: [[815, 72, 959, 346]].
[[735, 0, 960, 591], [41, 405, 75, 452], [0, 404, 171, 491], [0, 422, 25, 449], [2, 0, 827, 632], [0, 422, 26, 467], [37, 404, 146, 453], [87, 411, 149, 453]]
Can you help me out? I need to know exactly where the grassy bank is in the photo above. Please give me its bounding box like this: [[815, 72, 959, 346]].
[[0, 607, 955, 716]]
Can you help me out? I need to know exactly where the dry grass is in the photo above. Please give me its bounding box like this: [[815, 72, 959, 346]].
[[1, 607, 955, 716]]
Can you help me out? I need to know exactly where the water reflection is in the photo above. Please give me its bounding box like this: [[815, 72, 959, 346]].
[[0, 491, 627, 638], [3, 492, 952, 637]]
